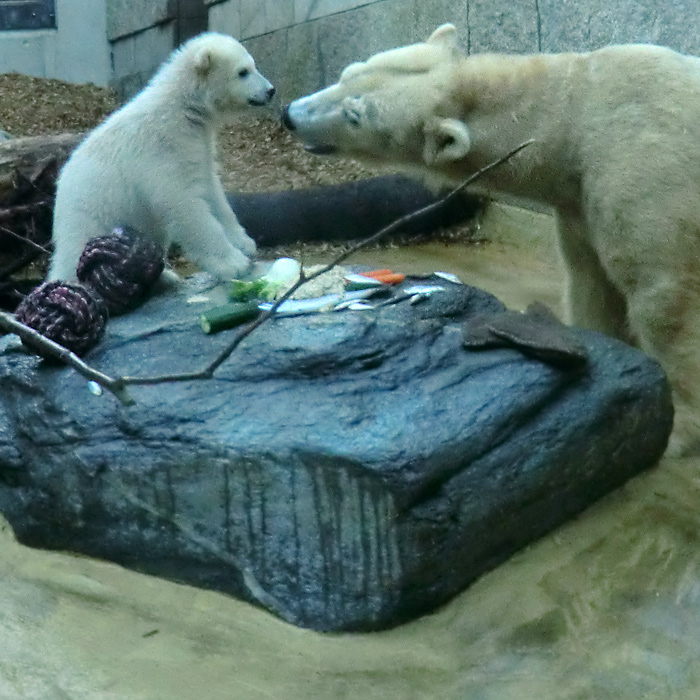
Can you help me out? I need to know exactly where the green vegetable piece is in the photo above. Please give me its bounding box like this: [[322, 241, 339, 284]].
[[228, 279, 269, 302], [200, 301, 261, 334]]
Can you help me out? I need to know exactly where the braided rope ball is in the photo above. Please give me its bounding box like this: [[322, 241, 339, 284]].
[[76, 226, 165, 315], [14, 280, 109, 357]]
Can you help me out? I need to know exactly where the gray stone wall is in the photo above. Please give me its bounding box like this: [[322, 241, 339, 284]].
[[110, 22, 176, 98], [213, 0, 700, 102], [0, 0, 111, 86], [106, 0, 171, 41], [1, 0, 698, 98], [209, 0, 377, 38]]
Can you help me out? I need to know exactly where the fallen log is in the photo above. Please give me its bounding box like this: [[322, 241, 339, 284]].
[[0, 132, 83, 201], [0, 133, 84, 273]]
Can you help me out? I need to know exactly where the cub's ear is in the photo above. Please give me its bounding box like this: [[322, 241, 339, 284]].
[[423, 119, 472, 166], [193, 48, 215, 77], [426, 24, 459, 52]]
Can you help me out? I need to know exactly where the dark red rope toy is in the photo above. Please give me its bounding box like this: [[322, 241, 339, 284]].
[[15, 226, 165, 357]]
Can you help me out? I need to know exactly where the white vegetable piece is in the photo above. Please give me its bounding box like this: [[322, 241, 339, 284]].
[[263, 258, 302, 285]]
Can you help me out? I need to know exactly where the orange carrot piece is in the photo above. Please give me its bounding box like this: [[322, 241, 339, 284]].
[[369, 272, 405, 284], [360, 269, 394, 279]]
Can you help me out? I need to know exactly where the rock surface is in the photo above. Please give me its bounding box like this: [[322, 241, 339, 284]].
[[0, 277, 672, 631]]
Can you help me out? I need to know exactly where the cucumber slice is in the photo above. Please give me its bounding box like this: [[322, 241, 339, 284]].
[[200, 301, 261, 334]]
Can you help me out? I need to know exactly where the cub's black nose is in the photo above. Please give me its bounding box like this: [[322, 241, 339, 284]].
[[281, 105, 296, 130]]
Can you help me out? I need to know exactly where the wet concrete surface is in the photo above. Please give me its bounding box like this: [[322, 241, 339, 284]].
[[2, 202, 697, 700]]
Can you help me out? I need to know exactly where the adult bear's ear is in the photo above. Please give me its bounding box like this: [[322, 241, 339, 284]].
[[426, 24, 459, 52], [194, 48, 214, 77], [423, 118, 472, 165]]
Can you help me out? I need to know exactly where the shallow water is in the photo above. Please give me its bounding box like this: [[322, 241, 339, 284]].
[[2, 203, 699, 700]]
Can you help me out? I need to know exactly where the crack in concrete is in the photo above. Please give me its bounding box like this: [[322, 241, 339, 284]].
[[466, 0, 471, 54]]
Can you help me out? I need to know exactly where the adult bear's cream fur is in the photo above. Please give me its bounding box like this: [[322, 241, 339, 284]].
[[284, 24, 700, 455]]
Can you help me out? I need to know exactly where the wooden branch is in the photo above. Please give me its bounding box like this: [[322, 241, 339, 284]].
[[0, 224, 51, 254], [0, 310, 134, 405], [0, 199, 53, 221]]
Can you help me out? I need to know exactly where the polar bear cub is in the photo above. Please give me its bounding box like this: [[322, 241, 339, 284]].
[[49, 32, 275, 283], [283, 25, 700, 456]]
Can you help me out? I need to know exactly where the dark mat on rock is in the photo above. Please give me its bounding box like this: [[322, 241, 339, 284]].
[[0, 276, 672, 631], [227, 174, 481, 247]]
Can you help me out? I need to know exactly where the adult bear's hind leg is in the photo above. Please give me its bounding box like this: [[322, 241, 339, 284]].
[[555, 208, 630, 341]]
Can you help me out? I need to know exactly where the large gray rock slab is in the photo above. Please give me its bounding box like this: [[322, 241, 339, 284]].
[[0, 277, 672, 631]]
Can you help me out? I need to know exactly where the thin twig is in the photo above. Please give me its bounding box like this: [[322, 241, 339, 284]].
[[0, 310, 134, 405], [0, 223, 51, 254], [0, 140, 534, 399], [119, 139, 535, 386], [0, 199, 52, 221]]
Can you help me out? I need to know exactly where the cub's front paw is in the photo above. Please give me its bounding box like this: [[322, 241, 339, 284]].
[[230, 227, 257, 257], [205, 248, 252, 281]]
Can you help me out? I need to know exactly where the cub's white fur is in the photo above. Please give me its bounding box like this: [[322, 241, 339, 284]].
[[49, 32, 274, 282], [284, 24, 700, 455]]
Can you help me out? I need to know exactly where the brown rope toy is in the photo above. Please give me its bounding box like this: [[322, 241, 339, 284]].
[[76, 226, 165, 315], [15, 227, 165, 357], [14, 280, 109, 358]]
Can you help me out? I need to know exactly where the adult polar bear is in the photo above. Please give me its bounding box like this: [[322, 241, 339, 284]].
[[283, 24, 700, 456], [49, 32, 274, 283]]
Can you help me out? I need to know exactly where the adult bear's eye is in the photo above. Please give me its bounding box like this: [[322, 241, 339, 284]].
[[344, 108, 361, 126], [343, 98, 364, 126], [238, 68, 250, 78]]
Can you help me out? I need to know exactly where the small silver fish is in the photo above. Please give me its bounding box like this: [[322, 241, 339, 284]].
[[402, 285, 446, 296], [434, 271, 463, 284], [259, 288, 382, 316]]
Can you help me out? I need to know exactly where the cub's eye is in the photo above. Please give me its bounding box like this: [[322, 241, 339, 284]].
[[238, 68, 250, 78]]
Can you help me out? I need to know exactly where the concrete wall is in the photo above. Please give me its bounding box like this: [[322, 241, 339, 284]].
[[110, 21, 176, 98], [106, 0, 171, 42], [1, 0, 698, 98], [0, 0, 111, 86], [208, 0, 378, 38], [0, 0, 176, 93], [211, 0, 700, 103]]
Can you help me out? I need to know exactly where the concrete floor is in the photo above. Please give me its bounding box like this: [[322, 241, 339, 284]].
[[1, 202, 698, 700]]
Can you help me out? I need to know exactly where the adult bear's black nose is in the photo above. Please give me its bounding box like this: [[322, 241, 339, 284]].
[[267, 86, 276, 100], [281, 105, 296, 131]]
